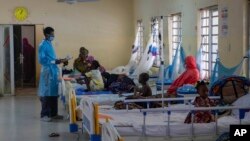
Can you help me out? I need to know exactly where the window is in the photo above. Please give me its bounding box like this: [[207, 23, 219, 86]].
[[151, 18, 160, 44], [136, 20, 144, 63], [200, 6, 218, 78], [169, 13, 182, 63], [151, 18, 161, 67]]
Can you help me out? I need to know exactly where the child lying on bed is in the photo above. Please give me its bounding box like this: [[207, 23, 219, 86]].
[[114, 100, 143, 110], [107, 73, 135, 93], [184, 80, 217, 123]]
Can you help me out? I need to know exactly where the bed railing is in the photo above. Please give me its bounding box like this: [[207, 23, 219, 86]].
[[81, 99, 124, 141], [69, 87, 78, 133], [75, 90, 167, 99], [81, 96, 250, 141], [123, 96, 220, 109], [80, 96, 105, 141], [124, 96, 220, 103], [102, 119, 124, 141], [140, 106, 250, 139], [80, 96, 220, 140]]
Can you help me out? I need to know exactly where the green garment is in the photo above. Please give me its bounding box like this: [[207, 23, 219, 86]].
[[73, 57, 89, 73]]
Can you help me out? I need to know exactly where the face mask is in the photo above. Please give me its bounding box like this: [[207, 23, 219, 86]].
[[49, 36, 54, 41]]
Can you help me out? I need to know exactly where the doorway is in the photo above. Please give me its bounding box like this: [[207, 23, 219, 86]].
[[14, 25, 36, 88], [0, 25, 14, 95], [0, 24, 43, 95], [248, 0, 250, 78]]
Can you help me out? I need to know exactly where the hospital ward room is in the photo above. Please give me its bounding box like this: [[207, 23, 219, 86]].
[[1, 0, 250, 141]]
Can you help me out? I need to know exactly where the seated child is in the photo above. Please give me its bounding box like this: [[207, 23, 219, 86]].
[[125, 73, 152, 108], [133, 73, 152, 97], [84, 60, 104, 91], [184, 80, 217, 123], [86, 55, 106, 73]]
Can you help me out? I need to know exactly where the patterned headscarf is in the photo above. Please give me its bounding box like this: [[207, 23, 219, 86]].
[[79, 47, 89, 56]]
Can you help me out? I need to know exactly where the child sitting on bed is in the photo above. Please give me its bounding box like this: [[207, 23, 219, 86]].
[[123, 73, 153, 108], [184, 80, 217, 123], [133, 73, 152, 98], [84, 60, 104, 91]]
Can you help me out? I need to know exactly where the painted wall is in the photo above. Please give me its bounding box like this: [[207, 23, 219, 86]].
[[218, 0, 248, 69], [134, 0, 248, 73], [0, 0, 134, 70], [35, 25, 44, 86]]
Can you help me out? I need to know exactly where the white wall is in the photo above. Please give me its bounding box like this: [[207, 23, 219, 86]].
[[134, 0, 248, 74], [0, 0, 134, 70], [1, 0, 249, 88], [218, 0, 248, 67]]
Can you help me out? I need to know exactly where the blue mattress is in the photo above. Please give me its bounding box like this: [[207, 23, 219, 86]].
[[156, 80, 172, 91], [149, 75, 159, 78], [75, 88, 113, 95], [177, 84, 197, 94], [177, 90, 197, 94], [156, 79, 172, 85]]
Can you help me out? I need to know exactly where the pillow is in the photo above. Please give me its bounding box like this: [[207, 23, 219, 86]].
[[231, 94, 250, 117], [177, 84, 197, 94]]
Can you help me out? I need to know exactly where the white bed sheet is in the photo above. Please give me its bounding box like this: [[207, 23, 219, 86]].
[[77, 90, 163, 106], [99, 108, 250, 136], [77, 95, 126, 105], [77, 89, 169, 107]]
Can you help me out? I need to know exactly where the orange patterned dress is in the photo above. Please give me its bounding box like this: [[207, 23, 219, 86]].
[[184, 96, 217, 123]]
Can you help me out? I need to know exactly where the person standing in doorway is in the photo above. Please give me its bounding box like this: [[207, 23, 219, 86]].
[[38, 27, 65, 122], [23, 38, 35, 83]]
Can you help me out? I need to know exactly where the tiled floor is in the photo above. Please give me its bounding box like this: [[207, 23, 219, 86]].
[[0, 90, 87, 141], [0, 88, 215, 141]]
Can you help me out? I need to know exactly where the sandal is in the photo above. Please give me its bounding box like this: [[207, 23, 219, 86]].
[[49, 132, 60, 137], [51, 115, 64, 120]]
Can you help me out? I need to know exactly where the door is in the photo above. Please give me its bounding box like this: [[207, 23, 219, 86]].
[[248, 1, 250, 78], [14, 25, 36, 88], [0, 25, 15, 95]]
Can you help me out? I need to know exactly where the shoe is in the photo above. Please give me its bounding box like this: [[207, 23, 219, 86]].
[[41, 116, 52, 122], [51, 115, 64, 120], [49, 132, 60, 137]]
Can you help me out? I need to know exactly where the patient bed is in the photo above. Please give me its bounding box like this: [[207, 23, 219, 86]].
[[78, 95, 250, 141]]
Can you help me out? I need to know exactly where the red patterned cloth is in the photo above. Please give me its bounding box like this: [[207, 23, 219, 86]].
[[184, 96, 217, 123]]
